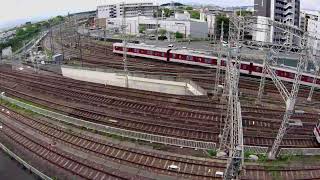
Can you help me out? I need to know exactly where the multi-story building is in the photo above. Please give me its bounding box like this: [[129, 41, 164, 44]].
[[105, 14, 208, 39], [0, 30, 16, 43], [307, 19, 320, 55], [254, 0, 301, 44], [97, 2, 158, 19], [300, 10, 320, 31], [298, 10, 320, 54]]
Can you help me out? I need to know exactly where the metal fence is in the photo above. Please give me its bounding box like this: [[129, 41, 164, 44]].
[[243, 145, 269, 154], [279, 148, 320, 156], [2, 95, 216, 150], [0, 142, 52, 180]]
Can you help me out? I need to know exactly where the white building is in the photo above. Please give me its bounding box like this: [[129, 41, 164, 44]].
[[252, 16, 272, 43], [254, 0, 301, 44], [0, 30, 16, 43], [174, 11, 190, 21], [97, 2, 158, 19], [307, 19, 320, 55], [106, 15, 208, 38], [300, 10, 320, 31], [207, 14, 216, 37], [1, 46, 12, 58]]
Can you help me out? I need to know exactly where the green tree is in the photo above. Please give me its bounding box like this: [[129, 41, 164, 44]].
[[175, 32, 184, 39], [236, 11, 253, 16], [0, 15, 65, 52], [139, 25, 146, 34], [185, 6, 193, 11], [163, 8, 174, 17], [190, 10, 200, 19], [153, 9, 162, 18], [215, 15, 229, 40], [42, 21, 50, 28], [159, 29, 167, 36]]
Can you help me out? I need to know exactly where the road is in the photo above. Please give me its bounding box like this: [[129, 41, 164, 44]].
[[0, 149, 37, 180]]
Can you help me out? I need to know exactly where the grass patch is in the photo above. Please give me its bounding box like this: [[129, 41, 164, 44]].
[[0, 98, 38, 117], [1, 96, 176, 154], [207, 149, 217, 157]]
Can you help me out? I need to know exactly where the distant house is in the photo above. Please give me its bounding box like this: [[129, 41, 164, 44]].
[[160, 2, 185, 10], [2, 46, 13, 58]]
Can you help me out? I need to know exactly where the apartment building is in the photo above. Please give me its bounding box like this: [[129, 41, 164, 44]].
[[254, 0, 300, 44], [97, 2, 158, 19]]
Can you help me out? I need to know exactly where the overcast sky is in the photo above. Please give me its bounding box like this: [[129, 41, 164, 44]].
[[0, 0, 319, 29]]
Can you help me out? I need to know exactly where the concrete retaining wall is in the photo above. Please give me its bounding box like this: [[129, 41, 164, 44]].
[[61, 65, 206, 96]]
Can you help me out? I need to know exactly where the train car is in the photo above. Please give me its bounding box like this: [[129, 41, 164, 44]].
[[314, 123, 320, 143], [113, 43, 320, 88]]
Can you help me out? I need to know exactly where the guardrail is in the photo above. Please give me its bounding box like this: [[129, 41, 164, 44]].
[[0, 142, 52, 180], [243, 145, 269, 154], [1, 94, 216, 150], [279, 148, 320, 156]]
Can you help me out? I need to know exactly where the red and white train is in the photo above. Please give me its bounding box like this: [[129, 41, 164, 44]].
[[113, 43, 320, 88], [113, 42, 320, 143]]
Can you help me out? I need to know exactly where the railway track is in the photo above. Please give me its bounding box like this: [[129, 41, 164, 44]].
[[1, 91, 319, 180], [0, 69, 318, 148], [0, 27, 317, 180], [0, 115, 141, 180], [44, 35, 320, 106], [0, 105, 226, 180]]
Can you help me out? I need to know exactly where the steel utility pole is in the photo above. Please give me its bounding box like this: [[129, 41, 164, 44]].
[[256, 51, 272, 104], [156, 4, 159, 41], [268, 48, 306, 159], [49, 26, 55, 55], [104, 29, 107, 55], [214, 21, 224, 96], [307, 50, 319, 101], [219, 15, 244, 180], [59, 23, 65, 60], [122, 3, 129, 88]]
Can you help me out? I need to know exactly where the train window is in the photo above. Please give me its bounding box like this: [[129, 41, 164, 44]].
[[205, 58, 212, 64], [187, 56, 193, 61], [288, 72, 295, 79], [162, 52, 165, 57], [255, 67, 262, 73], [212, 59, 217, 65], [241, 64, 248, 70], [276, 70, 282, 76], [117, 47, 123, 51], [147, 50, 153, 55], [181, 55, 187, 60], [308, 76, 314, 83], [301, 75, 307, 81], [194, 57, 198, 61], [133, 49, 139, 53], [317, 79, 320, 84]]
